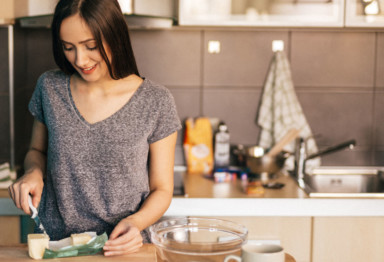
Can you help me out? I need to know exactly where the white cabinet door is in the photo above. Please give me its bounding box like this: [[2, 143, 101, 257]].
[[178, 0, 344, 27], [312, 217, 384, 262]]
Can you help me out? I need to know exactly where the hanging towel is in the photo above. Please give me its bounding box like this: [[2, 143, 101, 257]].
[[257, 51, 320, 171]]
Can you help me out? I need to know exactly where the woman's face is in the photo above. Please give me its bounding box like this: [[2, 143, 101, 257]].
[[60, 13, 111, 83]]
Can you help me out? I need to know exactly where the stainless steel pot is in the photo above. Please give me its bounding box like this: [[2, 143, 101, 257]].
[[243, 129, 300, 175], [245, 146, 290, 175], [233, 145, 290, 175]]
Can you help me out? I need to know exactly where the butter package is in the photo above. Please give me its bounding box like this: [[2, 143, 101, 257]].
[[183, 117, 214, 174], [28, 234, 50, 260], [28, 232, 107, 259]]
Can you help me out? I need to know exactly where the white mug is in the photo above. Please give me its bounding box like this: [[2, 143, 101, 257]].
[[224, 243, 285, 262]]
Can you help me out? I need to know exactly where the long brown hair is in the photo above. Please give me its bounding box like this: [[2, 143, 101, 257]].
[[52, 0, 139, 79]]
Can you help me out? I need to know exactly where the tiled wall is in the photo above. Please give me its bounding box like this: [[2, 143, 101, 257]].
[[129, 28, 384, 166], [0, 26, 383, 167]]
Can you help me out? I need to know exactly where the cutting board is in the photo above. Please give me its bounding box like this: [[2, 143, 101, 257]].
[[0, 244, 156, 261], [286, 253, 296, 262]]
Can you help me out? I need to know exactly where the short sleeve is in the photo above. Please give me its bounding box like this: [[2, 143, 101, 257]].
[[28, 73, 46, 124], [148, 89, 182, 144]]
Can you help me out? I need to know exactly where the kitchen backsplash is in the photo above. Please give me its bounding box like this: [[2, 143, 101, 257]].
[[0, 26, 383, 167]]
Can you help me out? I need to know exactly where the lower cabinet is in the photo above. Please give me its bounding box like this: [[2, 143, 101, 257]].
[[0, 216, 20, 244], [213, 216, 384, 262], [312, 217, 384, 262], [215, 216, 312, 262]]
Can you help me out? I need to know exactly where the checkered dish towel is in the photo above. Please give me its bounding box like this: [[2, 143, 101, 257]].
[[257, 51, 320, 171]]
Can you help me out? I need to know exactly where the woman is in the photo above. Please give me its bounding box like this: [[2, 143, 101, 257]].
[[8, 0, 181, 256]]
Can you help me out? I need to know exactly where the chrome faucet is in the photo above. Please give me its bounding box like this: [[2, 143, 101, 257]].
[[295, 137, 307, 188], [294, 138, 356, 186]]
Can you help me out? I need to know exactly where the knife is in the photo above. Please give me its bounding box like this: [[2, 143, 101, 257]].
[[28, 195, 47, 234]]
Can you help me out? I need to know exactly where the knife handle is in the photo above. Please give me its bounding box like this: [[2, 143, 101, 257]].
[[28, 195, 38, 218]]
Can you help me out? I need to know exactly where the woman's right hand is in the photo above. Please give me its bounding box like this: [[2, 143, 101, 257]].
[[8, 170, 44, 215]]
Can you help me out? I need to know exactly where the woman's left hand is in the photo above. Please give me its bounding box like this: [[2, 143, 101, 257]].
[[103, 218, 143, 256]]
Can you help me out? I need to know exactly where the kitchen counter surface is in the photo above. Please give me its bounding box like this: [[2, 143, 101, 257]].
[[2, 172, 384, 217], [181, 172, 306, 198], [165, 171, 384, 217], [0, 244, 156, 261], [0, 244, 296, 262]]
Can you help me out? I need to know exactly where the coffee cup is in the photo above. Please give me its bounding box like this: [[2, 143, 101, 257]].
[[224, 243, 284, 262]]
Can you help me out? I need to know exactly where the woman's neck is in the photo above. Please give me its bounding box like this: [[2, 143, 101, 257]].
[[72, 73, 142, 96]]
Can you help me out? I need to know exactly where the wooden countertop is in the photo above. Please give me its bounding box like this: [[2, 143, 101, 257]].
[[0, 244, 296, 262], [0, 244, 156, 261]]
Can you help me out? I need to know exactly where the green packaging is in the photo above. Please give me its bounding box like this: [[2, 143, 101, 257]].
[[43, 232, 108, 259]]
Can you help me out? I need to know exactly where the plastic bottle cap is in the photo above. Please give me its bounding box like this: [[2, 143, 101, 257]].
[[219, 125, 228, 132]]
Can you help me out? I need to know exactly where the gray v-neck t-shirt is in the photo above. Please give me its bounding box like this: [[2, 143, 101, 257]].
[[28, 70, 181, 241]]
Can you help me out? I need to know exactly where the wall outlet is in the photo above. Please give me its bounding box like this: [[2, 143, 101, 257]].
[[272, 40, 284, 52], [208, 40, 221, 54]]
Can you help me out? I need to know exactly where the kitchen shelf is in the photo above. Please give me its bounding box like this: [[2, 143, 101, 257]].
[[17, 14, 174, 29], [10, 0, 384, 29], [18, 15, 52, 28], [0, 19, 14, 26], [178, 0, 345, 27]]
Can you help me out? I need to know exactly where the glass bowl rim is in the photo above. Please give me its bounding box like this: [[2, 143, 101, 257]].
[[149, 217, 248, 252]]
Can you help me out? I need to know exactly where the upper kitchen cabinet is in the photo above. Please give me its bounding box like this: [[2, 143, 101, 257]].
[[345, 0, 384, 27], [1, 0, 57, 20], [0, 0, 15, 24], [4, 0, 175, 18], [8, 0, 176, 29], [178, 0, 345, 27]]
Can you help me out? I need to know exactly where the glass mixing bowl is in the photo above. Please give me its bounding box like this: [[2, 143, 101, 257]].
[[149, 217, 248, 262]]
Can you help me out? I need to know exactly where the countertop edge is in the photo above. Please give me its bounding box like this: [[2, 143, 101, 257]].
[[2, 194, 384, 217], [165, 197, 384, 217]]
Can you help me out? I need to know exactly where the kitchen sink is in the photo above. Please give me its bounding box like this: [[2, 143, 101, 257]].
[[300, 166, 384, 198]]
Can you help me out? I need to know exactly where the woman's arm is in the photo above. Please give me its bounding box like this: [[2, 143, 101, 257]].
[[103, 131, 178, 256], [8, 119, 47, 215], [123, 130, 177, 229]]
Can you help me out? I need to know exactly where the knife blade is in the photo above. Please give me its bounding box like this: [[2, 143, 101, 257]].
[[28, 195, 47, 234]]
